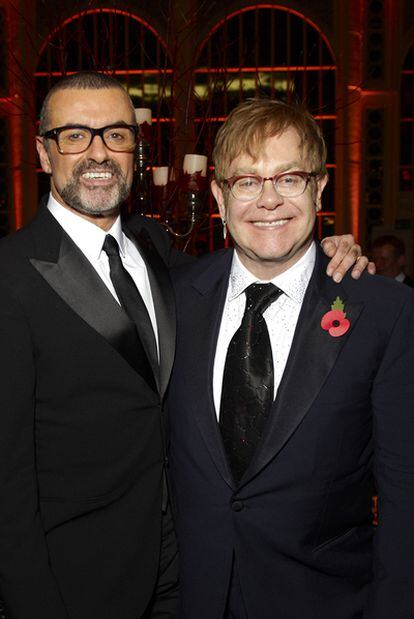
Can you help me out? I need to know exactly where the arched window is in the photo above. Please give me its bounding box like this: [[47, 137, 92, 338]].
[[35, 9, 172, 199], [194, 5, 337, 251]]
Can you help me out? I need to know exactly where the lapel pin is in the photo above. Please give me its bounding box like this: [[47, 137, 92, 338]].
[[321, 296, 350, 338]]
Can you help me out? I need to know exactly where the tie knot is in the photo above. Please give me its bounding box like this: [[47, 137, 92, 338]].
[[244, 283, 281, 315], [102, 234, 120, 257]]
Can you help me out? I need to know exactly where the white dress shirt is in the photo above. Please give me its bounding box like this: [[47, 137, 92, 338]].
[[213, 243, 316, 418], [47, 195, 159, 355]]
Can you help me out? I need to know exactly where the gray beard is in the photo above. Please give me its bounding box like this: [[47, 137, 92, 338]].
[[59, 159, 130, 217]]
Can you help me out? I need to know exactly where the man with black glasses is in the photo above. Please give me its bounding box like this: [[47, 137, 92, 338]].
[[0, 74, 369, 618], [0, 72, 180, 619]]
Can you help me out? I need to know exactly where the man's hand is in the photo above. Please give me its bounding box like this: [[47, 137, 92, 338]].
[[321, 234, 376, 283]]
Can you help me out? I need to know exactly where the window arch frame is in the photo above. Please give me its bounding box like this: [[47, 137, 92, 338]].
[[192, 3, 337, 252]]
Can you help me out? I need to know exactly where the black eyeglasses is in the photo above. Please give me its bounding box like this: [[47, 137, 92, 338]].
[[223, 171, 318, 201], [40, 124, 138, 154]]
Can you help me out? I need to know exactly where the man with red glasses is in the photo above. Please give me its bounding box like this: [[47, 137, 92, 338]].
[[168, 98, 414, 618]]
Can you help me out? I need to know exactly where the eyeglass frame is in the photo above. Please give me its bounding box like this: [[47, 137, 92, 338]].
[[40, 124, 139, 154], [222, 171, 320, 201]]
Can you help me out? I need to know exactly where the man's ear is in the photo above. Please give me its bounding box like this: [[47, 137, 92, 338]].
[[211, 179, 226, 220], [397, 254, 406, 270], [36, 137, 52, 174], [315, 174, 329, 212]]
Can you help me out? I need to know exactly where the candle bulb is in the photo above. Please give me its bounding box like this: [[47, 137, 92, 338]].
[[183, 154, 207, 176], [182, 154, 208, 194], [152, 166, 169, 186], [134, 108, 152, 126], [152, 167, 173, 221]]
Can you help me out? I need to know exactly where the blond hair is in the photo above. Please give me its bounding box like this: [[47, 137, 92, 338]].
[[212, 98, 327, 183]]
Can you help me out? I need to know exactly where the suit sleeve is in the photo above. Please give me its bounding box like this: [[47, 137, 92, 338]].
[[365, 291, 414, 618], [126, 213, 195, 267], [0, 282, 68, 618]]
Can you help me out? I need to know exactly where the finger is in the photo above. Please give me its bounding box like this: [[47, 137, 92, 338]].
[[325, 235, 355, 274], [326, 242, 359, 278], [322, 234, 354, 258], [320, 237, 338, 258], [350, 256, 369, 279], [367, 261, 376, 275], [330, 248, 361, 282]]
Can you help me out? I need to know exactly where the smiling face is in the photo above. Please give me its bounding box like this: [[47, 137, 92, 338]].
[[212, 128, 328, 279], [36, 87, 136, 229]]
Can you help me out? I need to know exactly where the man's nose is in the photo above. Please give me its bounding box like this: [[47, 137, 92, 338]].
[[86, 135, 110, 162], [257, 178, 284, 209]]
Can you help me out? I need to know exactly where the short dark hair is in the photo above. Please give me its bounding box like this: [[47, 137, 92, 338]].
[[372, 235, 406, 258], [39, 71, 135, 135]]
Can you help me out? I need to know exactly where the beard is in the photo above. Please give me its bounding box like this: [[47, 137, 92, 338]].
[[59, 159, 131, 218]]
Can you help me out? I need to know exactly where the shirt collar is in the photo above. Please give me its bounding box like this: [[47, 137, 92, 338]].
[[229, 242, 316, 305], [47, 193, 124, 260]]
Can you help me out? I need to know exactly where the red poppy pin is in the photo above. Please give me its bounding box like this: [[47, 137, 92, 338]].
[[321, 296, 350, 338]]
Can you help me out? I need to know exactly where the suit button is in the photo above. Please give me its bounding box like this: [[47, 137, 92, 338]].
[[232, 500, 244, 512]]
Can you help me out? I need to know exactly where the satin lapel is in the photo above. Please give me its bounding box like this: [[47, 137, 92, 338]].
[[29, 222, 149, 380], [188, 250, 236, 490], [124, 225, 176, 398], [241, 249, 364, 486]]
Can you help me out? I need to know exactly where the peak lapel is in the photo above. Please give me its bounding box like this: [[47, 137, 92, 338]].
[[188, 250, 236, 489], [241, 250, 364, 486], [124, 225, 176, 399], [29, 211, 154, 384]]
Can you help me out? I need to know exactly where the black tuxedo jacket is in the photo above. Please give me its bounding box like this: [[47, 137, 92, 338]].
[[168, 246, 414, 619], [0, 206, 179, 618], [402, 273, 414, 287]]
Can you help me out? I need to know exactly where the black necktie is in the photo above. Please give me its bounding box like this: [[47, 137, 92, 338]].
[[102, 234, 158, 388], [219, 283, 282, 484]]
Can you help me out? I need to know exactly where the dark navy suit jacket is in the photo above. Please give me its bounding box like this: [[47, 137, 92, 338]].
[[168, 246, 414, 619]]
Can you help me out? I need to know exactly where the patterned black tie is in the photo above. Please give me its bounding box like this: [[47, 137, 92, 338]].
[[219, 283, 282, 484], [102, 234, 158, 389]]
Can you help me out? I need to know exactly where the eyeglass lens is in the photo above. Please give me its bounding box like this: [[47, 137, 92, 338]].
[[231, 173, 308, 199], [57, 126, 136, 153]]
